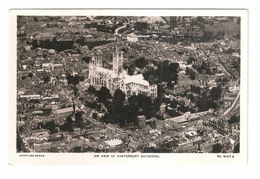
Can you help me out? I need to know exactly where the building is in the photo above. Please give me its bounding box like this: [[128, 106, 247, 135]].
[[127, 33, 138, 42], [33, 142, 51, 152], [56, 106, 74, 115], [88, 48, 157, 98], [32, 129, 50, 138], [137, 115, 146, 128], [104, 138, 123, 148]]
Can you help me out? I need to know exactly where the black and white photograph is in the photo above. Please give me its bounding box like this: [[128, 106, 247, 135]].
[[8, 9, 248, 165]]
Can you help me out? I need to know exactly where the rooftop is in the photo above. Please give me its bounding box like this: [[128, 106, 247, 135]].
[[124, 74, 149, 87], [105, 138, 122, 147], [56, 107, 74, 114]]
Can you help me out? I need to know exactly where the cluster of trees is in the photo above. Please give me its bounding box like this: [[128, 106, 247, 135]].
[[58, 115, 74, 132], [85, 86, 161, 127], [179, 84, 223, 112], [228, 114, 240, 124], [212, 142, 239, 153], [96, 86, 112, 105], [135, 22, 149, 31], [66, 73, 84, 86], [59, 111, 84, 133], [233, 143, 240, 153], [83, 86, 102, 110], [40, 121, 56, 134], [143, 60, 179, 88], [102, 89, 158, 127], [124, 58, 179, 88], [212, 143, 223, 153], [84, 22, 123, 33], [124, 57, 148, 76], [38, 110, 84, 134], [31, 38, 74, 52], [192, 61, 215, 75], [17, 131, 25, 152], [77, 39, 112, 50], [196, 85, 222, 111], [162, 96, 195, 118], [135, 57, 148, 69], [126, 64, 136, 76]]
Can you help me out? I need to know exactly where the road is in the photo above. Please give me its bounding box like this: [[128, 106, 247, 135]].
[[223, 91, 240, 116], [219, 63, 232, 77], [114, 18, 130, 35]]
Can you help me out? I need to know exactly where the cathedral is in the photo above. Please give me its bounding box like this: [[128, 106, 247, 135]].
[[88, 48, 157, 98]]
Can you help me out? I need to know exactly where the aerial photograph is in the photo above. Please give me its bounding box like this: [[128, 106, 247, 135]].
[[16, 16, 240, 153]]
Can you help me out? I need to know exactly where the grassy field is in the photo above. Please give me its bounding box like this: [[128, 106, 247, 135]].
[[177, 72, 200, 88]]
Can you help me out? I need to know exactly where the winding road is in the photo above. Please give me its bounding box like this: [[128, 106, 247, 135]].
[[223, 90, 240, 116]]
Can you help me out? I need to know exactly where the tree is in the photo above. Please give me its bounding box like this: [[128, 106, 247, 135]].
[[135, 22, 148, 31], [151, 97, 162, 116], [128, 94, 152, 119], [33, 16, 38, 22], [233, 143, 240, 153], [187, 57, 196, 65], [167, 62, 179, 87], [73, 87, 79, 97], [17, 131, 23, 152], [135, 57, 148, 69], [61, 115, 73, 132], [43, 121, 56, 134], [144, 68, 157, 85], [228, 114, 240, 124], [88, 85, 96, 95], [92, 113, 97, 119], [157, 84, 165, 99], [75, 111, 84, 128], [105, 89, 127, 126], [43, 73, 51, 84], [167, 108, 181, 117], [212, 143, 223, 153], [169, 99, 178, 108], [113, 89, 125, 103], [66, 73, 80, 86], [82, 56, 91, 63], [96, 86, 112, 104], [197, 95, 211, 111], [28, 73, 33, 78], [186, 67, 196, 80], [140, 95, 152, 119], [126, 95, 141, 124], [127, 64, 135, 75], [190, 85, 202, 94], [210, 86, 222, 101], [155, 60, 179, 86]]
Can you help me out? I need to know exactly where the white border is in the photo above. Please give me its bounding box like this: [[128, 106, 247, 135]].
[[8, 9, 248, 165]]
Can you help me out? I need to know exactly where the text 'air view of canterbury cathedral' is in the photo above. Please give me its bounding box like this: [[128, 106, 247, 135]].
[[17, 16, 240, 153]]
